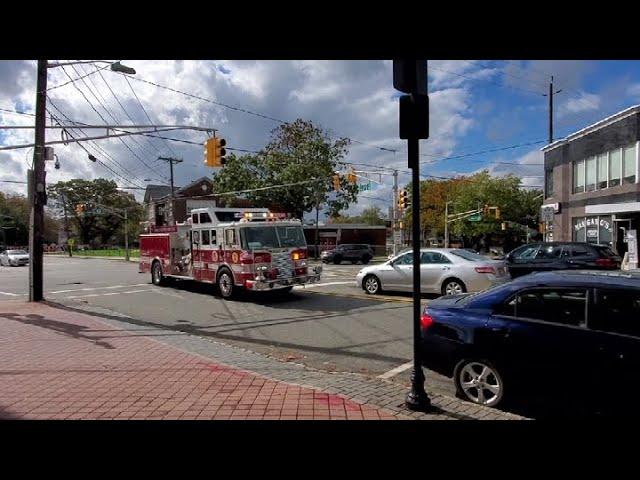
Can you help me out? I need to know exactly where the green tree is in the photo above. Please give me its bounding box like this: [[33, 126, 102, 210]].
[[211, 119, 358, 218], [0, 191, 59, 245], [47, 179, 144, 246]]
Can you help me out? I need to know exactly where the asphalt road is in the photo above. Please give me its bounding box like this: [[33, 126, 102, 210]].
[[0, 256, 456, 396]]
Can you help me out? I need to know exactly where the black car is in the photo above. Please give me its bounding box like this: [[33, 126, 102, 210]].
[[420, 270, 640, 413], [505, 242, 621, 278], [321, 244, 374, 264]]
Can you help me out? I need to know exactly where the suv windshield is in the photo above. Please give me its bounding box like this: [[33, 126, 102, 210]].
[[240, 225, 306, 250], [449, 249, 488, 262]]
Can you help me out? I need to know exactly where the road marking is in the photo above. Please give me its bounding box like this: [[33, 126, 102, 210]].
[[294, 281, 353, 289], [377, 360, 414, 379], [47, 283, 148, 294], [66, 289, 151, 299], [0, 291, 21, 297]]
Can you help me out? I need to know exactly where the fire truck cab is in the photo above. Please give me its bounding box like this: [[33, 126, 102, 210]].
[[139, 207, 322, 298]]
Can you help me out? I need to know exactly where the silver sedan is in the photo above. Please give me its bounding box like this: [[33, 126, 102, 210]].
[[355, 248, 508, 295]]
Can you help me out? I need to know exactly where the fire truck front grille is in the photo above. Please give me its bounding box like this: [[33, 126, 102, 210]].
[[272, 252, 294, 279]]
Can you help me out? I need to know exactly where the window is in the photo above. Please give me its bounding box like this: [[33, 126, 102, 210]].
[[572, 216, 613, 245], [210, 230, 217, 246], [420, 252, 452, 264], [393, 253, 413, 265], [568, 244, 590, 257], [591, 289, 640, 337], [449, 249, 487, 261], [225, 229, 236, 246], [545, 169, 554, 198], [192, 230, 200, 244], [609, 149, 621, 187], [515, 245, 540, 259], [623, 144, 636, 184], [585, 156, 596, 191], [514, 289, 587, 327], [201, 230, 210, 245], [192, 213, 199, 224], [597, 153, 608, 189], [573, 160, 585, 193], [200, 212, 212, 223], [535, 244, 565, 258]]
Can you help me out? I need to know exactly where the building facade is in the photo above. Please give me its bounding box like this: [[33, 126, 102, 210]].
[[542, 105, 640, 258]]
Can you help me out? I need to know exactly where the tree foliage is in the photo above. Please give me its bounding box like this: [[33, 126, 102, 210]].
[[0, 191, 59, 246], [402, 171, 543, 239], [211, 119, 358, 218], [47, 179, 144, 246], [329, 206, 387, 226]]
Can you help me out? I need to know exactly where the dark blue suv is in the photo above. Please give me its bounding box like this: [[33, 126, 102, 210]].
[[420, 270, 640, 412]]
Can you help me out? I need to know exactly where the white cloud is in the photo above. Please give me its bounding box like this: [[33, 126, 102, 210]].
[[557, 92, 601, 118]]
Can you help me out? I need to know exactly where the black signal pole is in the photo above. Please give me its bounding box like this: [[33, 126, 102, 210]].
[[394, 60, 432, 411]]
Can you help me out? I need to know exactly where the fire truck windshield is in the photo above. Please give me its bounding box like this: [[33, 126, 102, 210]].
[[240, 225, 307, 250]]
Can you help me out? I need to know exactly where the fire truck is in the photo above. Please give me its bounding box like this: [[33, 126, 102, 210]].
[[139, 207, 322, 298]]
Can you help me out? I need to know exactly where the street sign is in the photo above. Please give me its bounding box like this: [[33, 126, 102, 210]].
[[468, 214, 482, 222], [358, 183, 372, 192], [541, 206, 555, 222]]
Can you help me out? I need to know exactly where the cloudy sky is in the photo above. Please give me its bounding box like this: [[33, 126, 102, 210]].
[[2, 60, 640, 219]]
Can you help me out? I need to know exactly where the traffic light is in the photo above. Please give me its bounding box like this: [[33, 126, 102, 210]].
[[501, 222, 508, 231], [332, 174, 341, 191], [347, 169, 357, 184], [75, 203, 85, 215], [204, 137, 227, 167], [398, 189, 409, 210]]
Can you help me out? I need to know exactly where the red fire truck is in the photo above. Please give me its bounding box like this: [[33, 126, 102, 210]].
[[139, 207, 322, 298]]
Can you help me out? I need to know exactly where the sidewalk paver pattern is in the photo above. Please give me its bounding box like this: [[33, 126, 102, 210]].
[[0, 301, 398, 420]]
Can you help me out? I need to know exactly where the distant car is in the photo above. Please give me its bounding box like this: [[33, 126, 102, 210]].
[[0, 249, 30, 266], [420, 270, 640, 411], [505, 242, 621, 278], [321, 244, 374, 265], [355, 248, 508, 296]]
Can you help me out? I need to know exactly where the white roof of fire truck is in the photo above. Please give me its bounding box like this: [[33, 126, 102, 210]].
[[188, 207, 302, 228]]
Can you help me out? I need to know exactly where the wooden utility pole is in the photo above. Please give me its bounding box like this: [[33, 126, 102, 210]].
[[157, 156, 183, 225]]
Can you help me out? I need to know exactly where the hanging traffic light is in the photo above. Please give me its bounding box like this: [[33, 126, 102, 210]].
[[75, 203, 85, 215], [332, 174, 341, 191], [347, 169, 357, 184], [204, 137, 227, 167], [398, 189, 409, 210]]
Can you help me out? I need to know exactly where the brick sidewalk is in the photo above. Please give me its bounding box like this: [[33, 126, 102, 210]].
[[0, 301, 400, 420]]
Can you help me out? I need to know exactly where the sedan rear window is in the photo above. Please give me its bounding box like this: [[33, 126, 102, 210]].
[[7, 250, 27, 255]]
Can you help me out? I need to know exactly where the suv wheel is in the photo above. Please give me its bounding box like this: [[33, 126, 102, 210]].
[[333, 256, 342, 265]]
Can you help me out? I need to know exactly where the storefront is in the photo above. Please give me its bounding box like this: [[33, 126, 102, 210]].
[[572, 215, 613, 245]]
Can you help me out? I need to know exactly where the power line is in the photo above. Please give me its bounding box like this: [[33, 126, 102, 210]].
[[46, 62, 112, 91], [60, 65, 168, 182], [420, 139, 547, 164]]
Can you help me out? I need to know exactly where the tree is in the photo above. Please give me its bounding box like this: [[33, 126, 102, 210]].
[[47, 179, 144, 246], [329, 206, 387, 226], [211, 119, 358, 218], [0, 191, 59, 246]]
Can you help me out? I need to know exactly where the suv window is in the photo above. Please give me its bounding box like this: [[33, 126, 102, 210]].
[[592, 245, 618, 258], [591, 289, 640, 337], [506, 288, 587, 327], [568, 244, 592, 257], [535, 245, 565, 259], [513, 245, 540, 259]]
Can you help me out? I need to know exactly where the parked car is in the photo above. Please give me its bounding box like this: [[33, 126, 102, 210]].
[[505, 242, 621, 278], [321, 244, 374, 265], [420, 270, 640, 412], [355, 248, 508, 295], [0, 249, 30, 266]]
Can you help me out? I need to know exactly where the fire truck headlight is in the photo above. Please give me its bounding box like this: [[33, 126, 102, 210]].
[[298, 260, 307, 267], [256, 266, 268, 272]]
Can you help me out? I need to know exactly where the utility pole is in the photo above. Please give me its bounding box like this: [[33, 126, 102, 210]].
[[157, 156, 183, 225], [542, 77, 562, 241], [29, 60, 47, 302], [392, 169, 398, 256], [61, 192, 72, 257], [124, 208, 129, 262]]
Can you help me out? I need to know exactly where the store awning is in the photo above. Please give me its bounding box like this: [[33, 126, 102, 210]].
[[585, 202, 640, 215]]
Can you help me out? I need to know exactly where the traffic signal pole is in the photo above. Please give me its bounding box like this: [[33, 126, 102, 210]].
[[392, 169, 398, 256]]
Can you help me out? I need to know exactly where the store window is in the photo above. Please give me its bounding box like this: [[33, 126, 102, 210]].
[[572, 216, 613, 245], [585, 156, 596, 191], [597, 153, 608, 189], [609, 149, 621, 187], [573, 161, 585, 193], [623, 144, 636, 184]]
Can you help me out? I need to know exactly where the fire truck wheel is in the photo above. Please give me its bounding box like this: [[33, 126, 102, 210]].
[[151, 261, 164, 286], [217, 269, 235, 299]]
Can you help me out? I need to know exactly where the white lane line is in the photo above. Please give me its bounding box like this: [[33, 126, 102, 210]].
[[377, 360, 414, 379], [0, 291, 21, 297], [293, 281, 353, 289], [66, 289, 151, 299], [47, 283, 148, 294]]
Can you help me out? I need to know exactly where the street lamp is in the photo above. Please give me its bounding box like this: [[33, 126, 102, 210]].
[[28, 59, 136, 302]]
